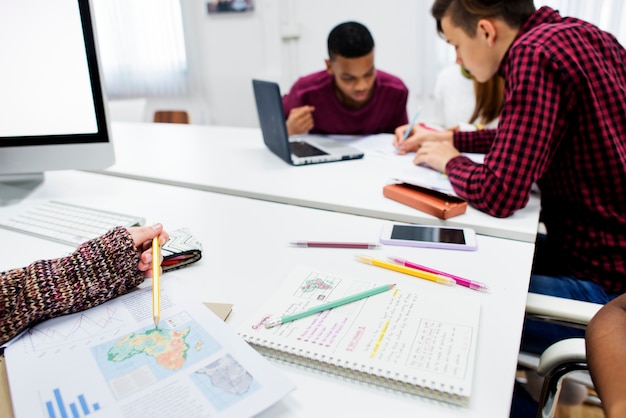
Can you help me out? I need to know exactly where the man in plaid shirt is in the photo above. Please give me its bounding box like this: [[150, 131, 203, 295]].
[[395, 1, 626, 412]]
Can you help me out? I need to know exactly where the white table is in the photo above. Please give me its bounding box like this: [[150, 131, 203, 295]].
[[0, 171, 533, 418], [98, 122, 541, 243]]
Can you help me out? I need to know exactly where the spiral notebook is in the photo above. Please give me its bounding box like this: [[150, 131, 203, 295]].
[[237, 265, 481, 406]]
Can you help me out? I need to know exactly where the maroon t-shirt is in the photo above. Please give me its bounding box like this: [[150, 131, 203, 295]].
[[282, 70, 408, 135]]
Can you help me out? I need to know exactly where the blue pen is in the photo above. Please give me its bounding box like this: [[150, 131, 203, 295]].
[[402, 110, 421, 142]]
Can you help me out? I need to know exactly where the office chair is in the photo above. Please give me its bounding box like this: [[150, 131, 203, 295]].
[[535, 337, 588, 418], [153, 110, 190, 124], [522, 293, 603, 418]]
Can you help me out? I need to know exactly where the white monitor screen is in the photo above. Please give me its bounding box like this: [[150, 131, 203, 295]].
[[0, 0, 98, 138], [0, 0, 113, 181]]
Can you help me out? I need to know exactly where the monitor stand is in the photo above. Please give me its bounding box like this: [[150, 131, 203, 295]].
[[0, 173, 44, 207]]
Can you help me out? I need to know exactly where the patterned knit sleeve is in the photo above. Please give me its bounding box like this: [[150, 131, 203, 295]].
[[0, 226, 145, 345]]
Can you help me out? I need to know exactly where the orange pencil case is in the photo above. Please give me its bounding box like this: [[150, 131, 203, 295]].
[[383, 183, 467, 219]]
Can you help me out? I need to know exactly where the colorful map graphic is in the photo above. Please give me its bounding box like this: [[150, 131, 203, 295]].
[[107, 327, 191, 371], [295, 272, 340, 301], [91, 312, 221, 399], [89, 311, 261, 411]]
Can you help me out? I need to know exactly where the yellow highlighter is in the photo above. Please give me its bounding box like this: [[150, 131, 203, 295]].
[[356, 255, 456, 286]]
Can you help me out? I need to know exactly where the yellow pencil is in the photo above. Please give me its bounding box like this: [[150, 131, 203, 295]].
[[356, 255, 456, 286], [152, 236, 161, 328]]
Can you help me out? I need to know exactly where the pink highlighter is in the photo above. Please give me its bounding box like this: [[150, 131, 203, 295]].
[[388, 256, 489, 292], [418, 122, 443, 132]]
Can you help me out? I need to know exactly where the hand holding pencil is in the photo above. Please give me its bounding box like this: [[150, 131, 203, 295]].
[[393, 120, 452, 155], [125, 224, 168, 328], [394, 110, 420, 154], [126, 224, 169, 275]]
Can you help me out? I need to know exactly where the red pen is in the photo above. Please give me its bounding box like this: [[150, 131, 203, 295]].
[[162, 254, 195, 266], [290, 241, 381, 249], [388, 256, 489, 292]]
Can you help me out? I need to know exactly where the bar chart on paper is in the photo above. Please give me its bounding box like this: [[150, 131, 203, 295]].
[[44, 387, 101, 418]]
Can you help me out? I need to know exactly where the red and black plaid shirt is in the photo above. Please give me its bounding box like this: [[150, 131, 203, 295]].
[[447, 7, 626, 293]]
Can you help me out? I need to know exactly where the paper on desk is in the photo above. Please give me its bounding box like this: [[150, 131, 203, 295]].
[[5, 280, 294, 418], [389, 153, 486, 196], [390, 166, 457, 195], [329, 133, 400, 159]]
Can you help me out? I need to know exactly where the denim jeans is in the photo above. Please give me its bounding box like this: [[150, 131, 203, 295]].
[[510, 233, 621, 417], [520, 233, 620, 354]]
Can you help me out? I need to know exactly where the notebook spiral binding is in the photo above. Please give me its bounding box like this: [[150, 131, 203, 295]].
[[241, 335, 468, 406]]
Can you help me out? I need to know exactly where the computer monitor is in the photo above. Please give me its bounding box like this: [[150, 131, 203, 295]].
[[0, 0, 114, 204]]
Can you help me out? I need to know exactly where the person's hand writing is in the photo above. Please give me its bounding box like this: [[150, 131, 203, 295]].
[[286, 105, 315, 135], [392, 123, 413, 153], [127, 223, 169, 276], [414, 140, 461, 173], [393, 124, 453, 155]]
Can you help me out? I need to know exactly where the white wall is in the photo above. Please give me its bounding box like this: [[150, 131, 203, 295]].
[[176, 0, 443, 127], [110, 1, 626, 127]]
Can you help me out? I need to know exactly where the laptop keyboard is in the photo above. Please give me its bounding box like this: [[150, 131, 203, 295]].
[[0, 201, 145, 247], [290, 141, 328, 157]]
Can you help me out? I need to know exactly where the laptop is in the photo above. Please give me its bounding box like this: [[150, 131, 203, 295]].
[[252, 79, 365, 165]]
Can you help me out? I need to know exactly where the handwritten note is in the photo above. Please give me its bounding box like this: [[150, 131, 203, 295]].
[[238, 266, 481, 405]]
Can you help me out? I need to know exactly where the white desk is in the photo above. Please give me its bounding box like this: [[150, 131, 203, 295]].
[[0, 171, 534, 418], [98, 122, 541, 243]]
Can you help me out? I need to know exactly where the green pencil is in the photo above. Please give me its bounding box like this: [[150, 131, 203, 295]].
[[264, 283, 395, 328]]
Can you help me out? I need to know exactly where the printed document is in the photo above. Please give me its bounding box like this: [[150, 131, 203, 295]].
[[5, 279, 295, 418]]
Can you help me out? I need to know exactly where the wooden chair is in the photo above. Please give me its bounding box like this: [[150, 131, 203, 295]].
[[153, 110, 190, 124]]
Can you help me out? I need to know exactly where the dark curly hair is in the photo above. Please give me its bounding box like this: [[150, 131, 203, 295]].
[[327, 21, 374, 60]]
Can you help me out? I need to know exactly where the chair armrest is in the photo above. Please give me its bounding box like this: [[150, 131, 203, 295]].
[[525, 292, 603, 329], [537, 338, 587, 376], [536, 338, 589, 418]]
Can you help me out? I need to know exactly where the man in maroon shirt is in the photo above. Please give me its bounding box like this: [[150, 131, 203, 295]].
[[282, 21, 408, 136], [395, 1, 626, 413]]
